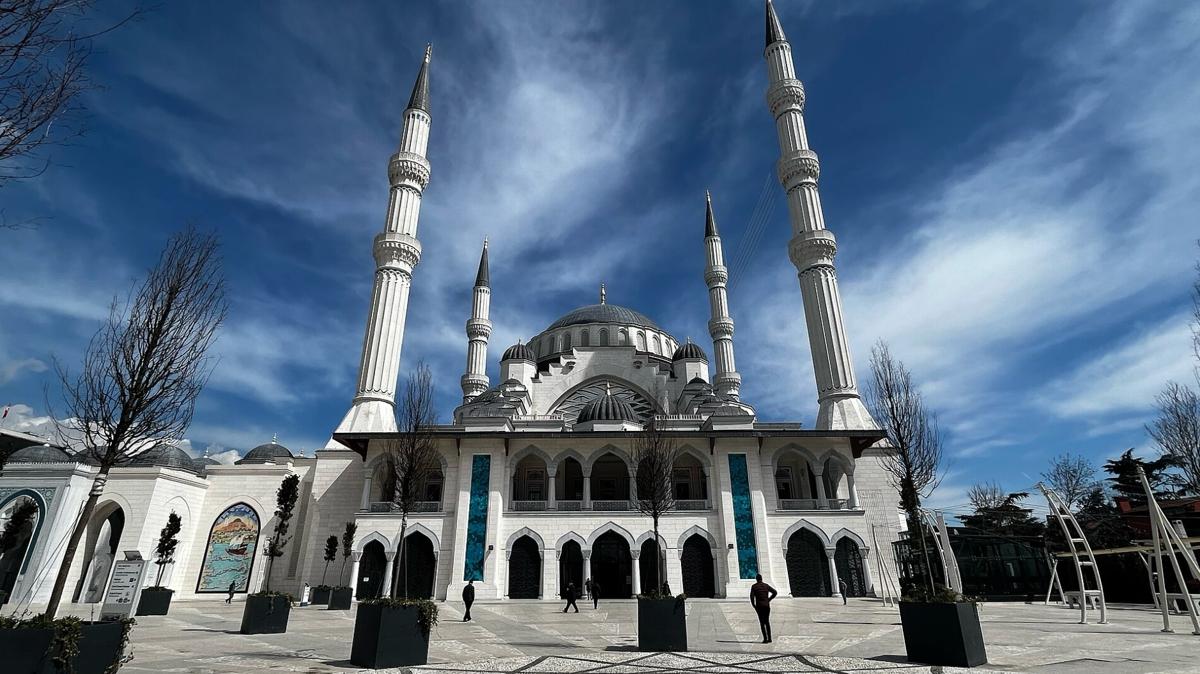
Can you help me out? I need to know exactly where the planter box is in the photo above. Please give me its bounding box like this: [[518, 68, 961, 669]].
[[1, 620, 127, 674], [637, 597, 687, 652], [327, 587, 353, 610], [136, 588, 174, 616], [311, 587, 331, 605], [240, 594, 292, 635], [899, 601, 987, 667], [350, 603, 430, 668]]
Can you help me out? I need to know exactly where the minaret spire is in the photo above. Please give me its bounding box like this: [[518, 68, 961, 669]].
[[764, 3, 876, 429], [461, 239, 493, 403], [599, 282, 606, 305], [335, 46, 434, 436], [704, 192, 741, 398]]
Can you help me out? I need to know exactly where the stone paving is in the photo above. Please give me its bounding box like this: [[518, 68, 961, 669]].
[[47, 597, 1200, 673]]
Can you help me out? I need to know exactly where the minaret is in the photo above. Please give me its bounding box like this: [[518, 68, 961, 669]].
[[461, 239, 492, 403], [335, 45, 433, 435], [764, 2, 876, 430], [704, 191, 741, 398]]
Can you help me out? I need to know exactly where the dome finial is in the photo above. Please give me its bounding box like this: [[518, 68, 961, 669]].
[[600, 282, 606, 305], [605, 381, 612, 396], [271, 432, 278, 444], [424, 43, 432, 64]]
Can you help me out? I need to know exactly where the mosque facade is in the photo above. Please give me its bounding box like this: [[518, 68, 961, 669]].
[[0, 1, 903, 609]]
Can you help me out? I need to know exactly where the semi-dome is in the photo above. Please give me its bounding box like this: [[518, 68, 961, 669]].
[[132, 443, 198, 473], [672, 341, 707, 361], [7, 444, 75, 464], [236, 439, 294, 465], [501, 342, 534, 362], [576, 387, 638, 424], [547, 303, 662, 332]]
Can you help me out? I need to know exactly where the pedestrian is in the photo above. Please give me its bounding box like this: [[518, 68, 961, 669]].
[[584, 577, 593, 600], [591, 580, 601, 609], [563, 582, 579, 613], [838, 579, 848, 605], [226, 581, 236, 604], [462, 579, 475, 621], [750, 574, 778, 644]]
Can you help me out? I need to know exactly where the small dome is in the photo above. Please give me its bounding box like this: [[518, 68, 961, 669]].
[[672, 341, 707, 362], [7, 444, 74, 464], [132, 443, 198, 473], [236, 439, 294, 465], [501, 342, 534, 362], [577, 389, 638, 424], [192, 455, 222, 470]]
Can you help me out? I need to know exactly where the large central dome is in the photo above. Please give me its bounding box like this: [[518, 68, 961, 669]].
[[546, 303, 662, 332]]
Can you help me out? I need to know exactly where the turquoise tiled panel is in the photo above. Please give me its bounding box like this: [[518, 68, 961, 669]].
[[728, 453, 759, 578], [463, 454, 491, 581]]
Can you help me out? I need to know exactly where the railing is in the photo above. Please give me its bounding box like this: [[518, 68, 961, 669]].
[[652, 414, 704, 422], [675, 499, 710, 511], [367, 501, 441, 513], [556, 500, 583, 511], [591, 500, 633, 511], [778, 498, 820, 511], [510, 500, 547, 511], [512, 414, 565, 421], [827, 498, 850, 510]]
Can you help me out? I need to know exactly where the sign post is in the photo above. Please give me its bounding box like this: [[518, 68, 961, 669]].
[[101, 551, 148, 621]]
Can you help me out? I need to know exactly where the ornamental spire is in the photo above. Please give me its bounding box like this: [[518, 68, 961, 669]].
[[407, 44, 432, 113], [600, 282, 606, 305], [765, 0, 787, 48], [475, 238, 489, 288], [705, 189, 719, 238]]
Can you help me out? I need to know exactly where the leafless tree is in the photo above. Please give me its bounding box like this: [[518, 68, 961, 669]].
[[1041, 452, 1098, 510], [44, 227, 226, 617], [384, 363, 440, 599], [865, 340, 944, 594], [0, 0, 140, 204], [1147, 382, 1200, 496], [967, 481, 1006, 512], [1192, 241, 1199, 368], [632, 419, 679, 596]]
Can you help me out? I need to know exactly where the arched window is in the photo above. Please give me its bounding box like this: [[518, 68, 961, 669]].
[[651, 335, 661, 355], [562, 332, 572, 351], [580, 330, 590, 347], [636, 332, 646, 351], [197, 503, 260, 593], [619, 330, 629, 346], [599, 328, 609, 346]]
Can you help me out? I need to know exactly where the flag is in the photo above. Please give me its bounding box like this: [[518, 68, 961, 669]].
[[1, 406, 8, 419]]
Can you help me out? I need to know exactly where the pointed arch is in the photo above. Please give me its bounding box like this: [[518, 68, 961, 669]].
[[676, 444, 712, 467], [817, 450, 855, 475], [509, 445, 554, 475], [549, 376, 659, 423], [586, 444, 634, 474], [0, 489, 48, 575], [505, 526, 546, 553], [587, 521, 635, 547], [356, 530, 393, 554], [770, 443, 821, 469], [781, 519, 831, 551], [677, 525, 719, 551], [830, 527, 869, 554], [556, 531, 588, 554], [366, 448, 448, 473], [635, 530, 669, 549], [550, 448, 588, 476], [400, 522, 441, 552]]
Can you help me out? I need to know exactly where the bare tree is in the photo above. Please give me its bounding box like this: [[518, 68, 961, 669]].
[[44, 227, 226, 617], [0, 0, 140, 200], [384, 363, 439, 599], [1041, 452, 1098, 510], [865, 340, 943, 595], [967, 481, 1006, 512], [1147, 382, 1200, 496], [632, 419, 680, 596]]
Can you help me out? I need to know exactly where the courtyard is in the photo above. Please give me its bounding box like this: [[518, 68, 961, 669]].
[[50, 597, 1200, 673]]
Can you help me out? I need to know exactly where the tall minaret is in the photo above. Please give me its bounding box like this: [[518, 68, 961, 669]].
[[335, 45, 433, 435], [704, 191, 741, 398], [764, 2, 876, 430], [460, 239, 492, 403]]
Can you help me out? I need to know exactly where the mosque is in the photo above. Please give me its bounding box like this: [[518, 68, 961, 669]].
[[0, 2, 903, 608]]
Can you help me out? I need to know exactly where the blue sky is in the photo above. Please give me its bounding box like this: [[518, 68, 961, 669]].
[[1, 1, 1197, 516]]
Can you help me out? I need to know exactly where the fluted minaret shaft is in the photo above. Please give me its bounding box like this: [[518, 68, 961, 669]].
[[764, 2, 875, 430], [461, 240, 492, 403], [336, 46, 433, 435], [704, 192, 741, 398]]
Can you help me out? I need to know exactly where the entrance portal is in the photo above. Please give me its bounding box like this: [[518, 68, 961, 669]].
[[681, 534, 715, 598], [397, 532, 436, 599], [786, 529, 829, 597], [507, 535, 541, 598], [559, 540, 583, 596], [835, 538, 867, 597], [357, 540, 386, 599], [591, 532, 632, 598]]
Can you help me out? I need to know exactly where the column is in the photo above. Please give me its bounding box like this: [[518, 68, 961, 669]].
[[349, 552, 362, 599], [583, 550, 592, 586], [360, 476, 372, 510], [381, 551, 396, 598], [846, 473, 858, 509], [629, 475, 637, 504], [583, 472, 592, 510], [861, 548, 875, 597], [631, 551, 642, 596], [826, 547, 842, 599], [813, 467, 828, 509], [547, 470, 557, 510]]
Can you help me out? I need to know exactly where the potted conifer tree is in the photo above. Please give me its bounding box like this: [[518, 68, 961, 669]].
[[312, 535, 338, 605], [241, 473, 300, 634], [632, 420, 687, 652], [328, 522, 356, 610], [137, 511, 182, 615]]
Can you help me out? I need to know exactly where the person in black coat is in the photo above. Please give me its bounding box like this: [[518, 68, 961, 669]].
[[591, 580, 601, 609], [462, 579, 475, 621], [750, 574, 778, 643], [563, 582, 579, 613]]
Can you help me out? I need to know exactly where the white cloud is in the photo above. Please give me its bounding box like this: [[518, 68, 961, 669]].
[[0, 357, 47, 385]]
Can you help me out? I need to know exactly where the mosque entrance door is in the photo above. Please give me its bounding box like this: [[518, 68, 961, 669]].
[[507, 535, 541, 598], [559, 541, 583, 596], [786, 529, 830, 596], [835, 538, 867, 597], [357, 541, 386, 599], [399, 533, 436, 599], [680, 535, 715, 598], [592, 532, 632, 598], [639, 540, 662, 594]]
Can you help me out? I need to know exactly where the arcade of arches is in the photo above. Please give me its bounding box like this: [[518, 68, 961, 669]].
[[509, 450, 712, 508], [784, 528, 869, 598]]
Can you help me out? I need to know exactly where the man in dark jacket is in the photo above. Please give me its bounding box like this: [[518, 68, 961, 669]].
[[462, 579, 475, 621], [591, 580, 601, 609], [750, 574, 778, 643], [563, 582, 579, 613]]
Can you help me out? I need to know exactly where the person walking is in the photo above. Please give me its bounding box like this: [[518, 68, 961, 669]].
[[838, 579, 848, 606], [563, 582, 580, 613], [591, 580, 601, 609], [462, 579, 475, 621], [750, 574, 778, 644], [226, 581, 236, 604], [584, 577, 593, 601]]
